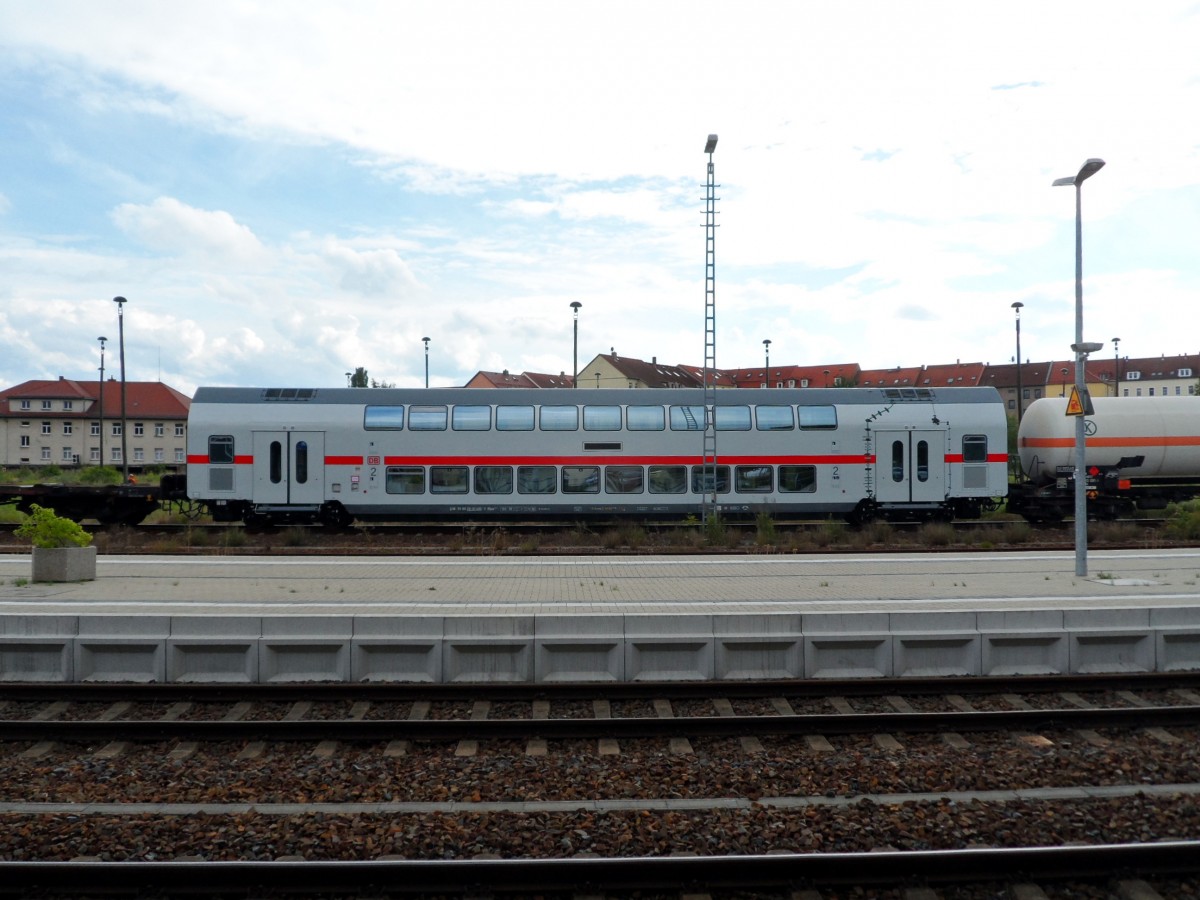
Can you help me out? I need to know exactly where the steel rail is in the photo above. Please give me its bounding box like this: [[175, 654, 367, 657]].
[[3, 670, 1200, 702], [0, 841, 1197, 896], [4, 704, 1198, 743]]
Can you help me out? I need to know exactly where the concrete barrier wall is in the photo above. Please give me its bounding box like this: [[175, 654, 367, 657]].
[[2, 607, 1200, 683]]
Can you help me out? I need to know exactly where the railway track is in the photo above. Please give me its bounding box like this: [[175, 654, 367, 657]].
[[4, 674, 1200, 897]]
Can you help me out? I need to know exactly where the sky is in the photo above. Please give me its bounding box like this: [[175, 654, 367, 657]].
[[2, 1, 1198, 396]]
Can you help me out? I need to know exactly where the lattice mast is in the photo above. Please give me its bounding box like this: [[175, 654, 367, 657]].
[[701, 134, 719, 525]]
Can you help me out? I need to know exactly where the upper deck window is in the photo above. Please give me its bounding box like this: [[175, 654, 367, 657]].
[[496, 406, 534, 431], [452, 405, 491, 431], [364, 405, 404, 430], [540, 405, 578, 431], [583, 405, 621, 431], [799, 405, 837, 430]]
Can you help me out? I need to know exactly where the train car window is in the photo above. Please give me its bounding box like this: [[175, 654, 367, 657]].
[[451, 406, 491, 431], [962, 435, 987, 463], [294, 441, 309, 484], [669, 405, 706, 430], [430, 466, 470, 493], [496, 406, 535, 431], [690, 465, 731, 494], [916, 440, 929, 482], [208, 435, 235, 464], [539, 405, 578, 431], [715, 406, 752, 431], [735, 465, 773, 492], [605, 466, 644, 494], [562, 466, 600, 493], [385, 466, 425, 494], [409, 405, 448, 431], [779, 465, 817, 492], [648, 465, 687, 493], [891, 441, 904, 482], [626, 405, 665, 431], [755, 405, 794, 430], [364, 405, 405, 430], [474, 466, 513, 494], [269, 441, 282, 484], [583, 405, 622, 431], [799, 405, 838, 430], [517, 465, 557, 493]]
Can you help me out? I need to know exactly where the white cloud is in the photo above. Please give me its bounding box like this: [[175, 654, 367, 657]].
[[110, 197, 266, 264]]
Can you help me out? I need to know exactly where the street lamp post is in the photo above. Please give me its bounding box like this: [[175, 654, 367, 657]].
[[113, 296, 129, 483], [1011, 302, 1024, 422], [422, 337, 430, 388], [1061, 368, 1068, 397], [97, 336, 107, 467], [763, 339, 771, 387], [1053, 158, 1105, 577], [1112, 337, 1121, 395], [570, 301, 582, 388]]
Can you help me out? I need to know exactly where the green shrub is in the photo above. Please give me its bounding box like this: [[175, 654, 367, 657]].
[[15, 504, 93, 549], [1165, 500, 1200, 541], [78, 466, 122, 485]]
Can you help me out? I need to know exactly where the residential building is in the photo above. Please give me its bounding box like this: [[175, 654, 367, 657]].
[[0, 377, 191, 470]]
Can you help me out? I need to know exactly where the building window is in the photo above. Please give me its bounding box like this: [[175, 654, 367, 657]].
[[134, 422, 145, 436], [42, 400, 52, 410], [62, 447, 74, 462], [154, 423, 164, 437], [19, 435, 29, 448], [63, 400, 73, 411], [111, 447, 122, 462], [90, 448, 101, 462], [154, 448, 164, 462], [41, 447, 51, 460], [91, 422, 101, 436], [63, 422, 73, 435], [112, 423, 122, 436], [20, 400, 30, 410], [175, 448, 186, 463], [133, 448, 144, 462], [41, 421, 51, 434], [175, 423, 185, 437]]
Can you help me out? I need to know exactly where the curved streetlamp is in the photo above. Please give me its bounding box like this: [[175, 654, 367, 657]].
[[570, 302, 582, 388], [763, 339, 771, 387], [1053, 158, 1105, 576], [422, 337, 430, 388]]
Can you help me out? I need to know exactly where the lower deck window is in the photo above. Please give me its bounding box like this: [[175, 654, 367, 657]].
[[475, 466, 513, 494], [648, 465, 686, 494], [431, 466, 469, 493], [562, 466, 600, 493], [604, 466, 644, 494], [690, 465, 730, 494], [518, 466, 556, 494], [779, 465, 817, 492], [735, 465, 772, 492], [386, 466, 425, 494]]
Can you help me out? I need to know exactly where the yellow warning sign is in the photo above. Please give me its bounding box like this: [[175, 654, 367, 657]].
[[1065, 386, 1085, 416]]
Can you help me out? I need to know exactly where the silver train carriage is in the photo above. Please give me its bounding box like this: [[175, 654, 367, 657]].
[[185, 386, 1009, 527]]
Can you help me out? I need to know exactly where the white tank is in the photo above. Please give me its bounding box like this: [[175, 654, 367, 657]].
[[1019, 396, 1200, 483]]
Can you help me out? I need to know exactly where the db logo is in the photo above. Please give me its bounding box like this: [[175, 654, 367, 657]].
[[367, 455, 381, 465]]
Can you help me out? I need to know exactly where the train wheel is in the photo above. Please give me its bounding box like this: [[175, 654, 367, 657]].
[[319, 502, 353, 531]]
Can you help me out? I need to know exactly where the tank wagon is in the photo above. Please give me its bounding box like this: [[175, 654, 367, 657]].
[[183, 385, 1009, 527], [1010, 395, 1200, 521]]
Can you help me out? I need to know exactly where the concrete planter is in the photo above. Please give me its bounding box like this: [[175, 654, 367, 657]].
[[32, 546, 97, 583]]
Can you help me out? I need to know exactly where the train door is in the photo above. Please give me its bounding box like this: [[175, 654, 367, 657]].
[[874, 430, 946, 503], [252, 431, 325, 505]]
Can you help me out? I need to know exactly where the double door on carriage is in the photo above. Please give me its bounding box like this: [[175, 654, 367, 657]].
[[251, 431, 325, 505], [873, 429, 946, 503]]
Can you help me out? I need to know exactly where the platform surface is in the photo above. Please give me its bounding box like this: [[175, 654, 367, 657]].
[[2, 549, 1198, 616]]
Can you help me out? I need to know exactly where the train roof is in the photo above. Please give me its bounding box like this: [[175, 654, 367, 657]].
[[192, 385, 1002, 407]]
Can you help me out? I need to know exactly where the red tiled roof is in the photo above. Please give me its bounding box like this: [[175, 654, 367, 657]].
[[0, 378, 190, 418]]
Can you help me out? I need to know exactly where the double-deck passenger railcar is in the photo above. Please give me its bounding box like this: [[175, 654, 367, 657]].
[[184, 386, 1009, 527]]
